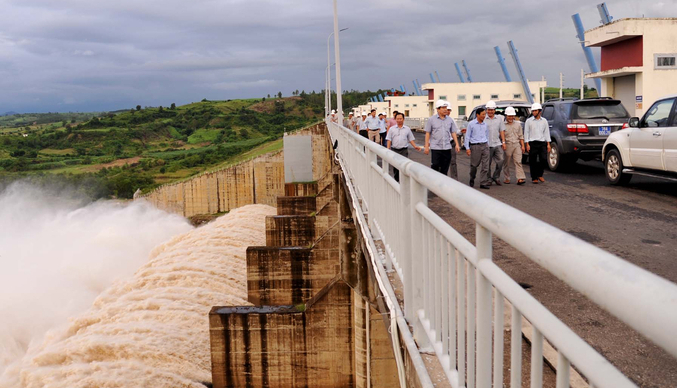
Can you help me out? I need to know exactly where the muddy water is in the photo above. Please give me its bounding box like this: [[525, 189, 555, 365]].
[[1, 204, 275, 388]]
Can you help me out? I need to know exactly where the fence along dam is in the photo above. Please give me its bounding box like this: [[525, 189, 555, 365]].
[[4, 120, 676, 388]]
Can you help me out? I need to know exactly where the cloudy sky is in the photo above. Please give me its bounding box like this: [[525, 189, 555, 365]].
[[0, 0, 674, 113]]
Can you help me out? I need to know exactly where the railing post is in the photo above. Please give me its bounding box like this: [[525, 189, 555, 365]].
[[365, 147, 375, 231], [476, 224, 493, 388], [410, 175, 429, 348], [400, 168, 412, 318]]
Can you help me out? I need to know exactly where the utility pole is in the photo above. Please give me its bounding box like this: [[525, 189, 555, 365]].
[[581, 69, 585, 99], [332, 6, 344, 125], [559, 73, 564, 99], [541, 75, 546, 103]]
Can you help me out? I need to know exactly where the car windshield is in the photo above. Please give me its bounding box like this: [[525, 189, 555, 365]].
[[573, 102, 629, 119]]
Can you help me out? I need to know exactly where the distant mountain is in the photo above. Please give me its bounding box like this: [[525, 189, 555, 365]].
[[2, 111, 18, 117]]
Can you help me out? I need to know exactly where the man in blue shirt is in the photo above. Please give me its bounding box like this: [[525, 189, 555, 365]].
[[464, 108, 491, 189], [424, 100, 460, 176]]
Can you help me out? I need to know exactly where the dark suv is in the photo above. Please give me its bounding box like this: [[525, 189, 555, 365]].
[[541, 98, 630, 171]]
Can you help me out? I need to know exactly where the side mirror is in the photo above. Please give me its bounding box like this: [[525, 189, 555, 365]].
[[628, 117, 640, 128]]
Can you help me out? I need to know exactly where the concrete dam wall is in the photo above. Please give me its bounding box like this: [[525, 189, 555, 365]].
[[140, 123, 331, 218]]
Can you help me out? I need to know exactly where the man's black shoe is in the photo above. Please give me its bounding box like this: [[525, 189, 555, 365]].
[[480, 185, 490, 190], [493, 179, 502, 186], [469, 180, 474, 187]]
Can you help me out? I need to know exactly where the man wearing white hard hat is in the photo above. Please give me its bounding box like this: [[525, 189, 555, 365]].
[[502, 107, 526, 185], [524, 102, 551, 184], [424, 100, 460, 177], [331, 110, 338, 123], [359, 112, 369, 138], [484, 101, 507, 186], [345, 112, 355, 131], [443, 101, 462, 180]]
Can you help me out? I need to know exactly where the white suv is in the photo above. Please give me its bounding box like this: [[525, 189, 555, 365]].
[[602, 95, 677, 185]]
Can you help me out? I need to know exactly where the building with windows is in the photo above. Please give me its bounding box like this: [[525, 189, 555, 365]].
[[383, 96, 429, 118], [418, 81, 547, 119], [585, 18, 677, 117]]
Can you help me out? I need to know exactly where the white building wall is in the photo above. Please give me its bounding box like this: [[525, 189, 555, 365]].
[[419, 81, 547, 119], [638, 21, 677, 116], [384, 96, 429, 119]]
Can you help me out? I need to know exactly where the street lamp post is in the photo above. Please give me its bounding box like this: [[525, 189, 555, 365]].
[[332, 1, 344, 125], [326, 26, 348, 119]]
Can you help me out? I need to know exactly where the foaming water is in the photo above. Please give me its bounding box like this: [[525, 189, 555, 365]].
[[1, 204, 275, 388]]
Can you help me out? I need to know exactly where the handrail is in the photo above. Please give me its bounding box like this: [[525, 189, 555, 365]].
[[327, 120, 677, 388]]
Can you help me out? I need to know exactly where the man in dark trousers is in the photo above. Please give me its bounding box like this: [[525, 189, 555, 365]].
[[524, 103, 551, 184], [424, 100, 460, 176], [464, 107, 491, 189], [386, 112, 421, 182]]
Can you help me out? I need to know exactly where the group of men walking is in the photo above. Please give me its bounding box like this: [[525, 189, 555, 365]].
[[340, 98, 551, 188]]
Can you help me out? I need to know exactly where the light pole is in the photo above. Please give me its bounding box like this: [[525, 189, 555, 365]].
[[326, 26, 348, 118], [332, 2, 345, 125]]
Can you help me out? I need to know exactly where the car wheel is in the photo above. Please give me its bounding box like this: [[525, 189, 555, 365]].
[[605, 149, 632, 185], [547, 142, 575, 172]]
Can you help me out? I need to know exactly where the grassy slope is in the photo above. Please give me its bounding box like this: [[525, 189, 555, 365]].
[[0, 97, 320, 198]]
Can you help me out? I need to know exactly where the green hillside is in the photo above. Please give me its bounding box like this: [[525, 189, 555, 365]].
[[0, 97, 320, 198]]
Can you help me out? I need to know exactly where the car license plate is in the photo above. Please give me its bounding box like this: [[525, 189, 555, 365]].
[[599, 126, 611, 135]]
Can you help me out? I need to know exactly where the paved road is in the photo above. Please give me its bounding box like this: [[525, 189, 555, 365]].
[[404, 132, 677, 387]]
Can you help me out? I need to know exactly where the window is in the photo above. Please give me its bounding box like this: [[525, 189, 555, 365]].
[[405, 104, 410, 108], [413, 104, 418, 107], [439, 95, 447, 100], [458, 106, 466, 116], [394, 104, 399, 108], [513, 94, 522, 99], [642, 98, 675, 127], [473, 95, 481, 100], [491, 94, 499, 100], [458, 95, 466, 101], [655, 54, 677, 69], [542, 105, 555, 120]]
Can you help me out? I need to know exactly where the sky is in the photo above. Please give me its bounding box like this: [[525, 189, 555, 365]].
[[0, 0, 674, 113]]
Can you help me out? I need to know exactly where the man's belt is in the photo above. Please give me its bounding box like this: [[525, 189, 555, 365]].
[[470, 142, 487, 145]]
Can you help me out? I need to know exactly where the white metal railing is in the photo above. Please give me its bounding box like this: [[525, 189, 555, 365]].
[[326, 120, 677, 388]]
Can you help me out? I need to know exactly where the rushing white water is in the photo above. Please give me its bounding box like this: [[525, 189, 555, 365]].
[[0, 197, 274, 388]]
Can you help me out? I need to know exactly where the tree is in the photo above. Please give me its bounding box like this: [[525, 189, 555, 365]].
[[136, 105, 141, 111], [267, 94, 271, 98], [170, 103, 176, 110], [277, 91, 282, 98], [158, 106, 164, 112]]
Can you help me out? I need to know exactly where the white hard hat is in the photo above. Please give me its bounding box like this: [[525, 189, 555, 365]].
[[486, 100, 497, 109], [379, 111, 386, 116], [348, 112, 354, 115], [531, 103, 543, 111], [443, 101, 452, 109], [435, 99, 449, 109], [505, 106, 517, 116], [361, 111, 367, 116], [331, 110, 336, 114]]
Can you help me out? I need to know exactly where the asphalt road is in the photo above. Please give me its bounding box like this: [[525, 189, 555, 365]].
[[405, 132, 677, 387]]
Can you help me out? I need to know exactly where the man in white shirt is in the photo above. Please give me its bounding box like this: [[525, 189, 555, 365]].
[[359, 112, 368, 138], [378, 112, 387, 146], [387, 112, 422, 182], [524, 103, 551, 184], [484, 101, 507, 186], [364, 109, 381, 143]]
